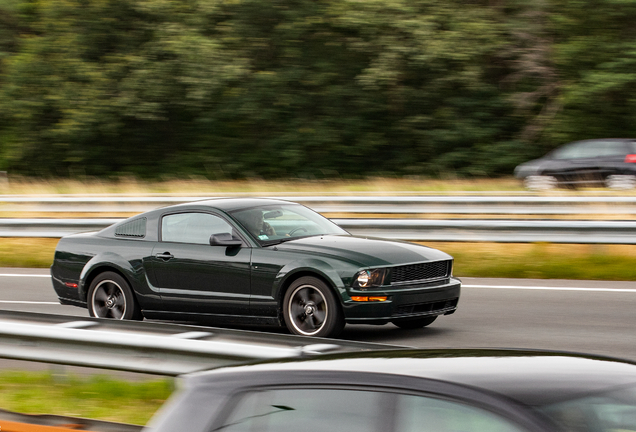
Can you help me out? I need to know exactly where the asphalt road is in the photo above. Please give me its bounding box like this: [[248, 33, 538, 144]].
[[2, 268, 635, 361]]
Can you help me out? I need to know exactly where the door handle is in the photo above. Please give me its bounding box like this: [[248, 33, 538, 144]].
[[155, 252, 174, 261]]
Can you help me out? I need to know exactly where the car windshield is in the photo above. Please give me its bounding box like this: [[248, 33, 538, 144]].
[[230, 204, 348, 245], [538, 383, 636, 432]]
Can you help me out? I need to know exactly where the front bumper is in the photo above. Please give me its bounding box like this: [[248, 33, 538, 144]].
[[341, 277, 461, 324]]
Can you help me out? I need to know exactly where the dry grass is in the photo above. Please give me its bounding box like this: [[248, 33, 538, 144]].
[[0, 238, 59, 268], [2, 175, 635, 197], [424, 242, 636, 280], [0, 176, 534, 195]]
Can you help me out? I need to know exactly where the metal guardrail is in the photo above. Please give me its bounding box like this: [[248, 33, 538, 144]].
[[0, 218, 119, 237], [334, 219, 636, 244], [0, 310, 397, 376], [3, 195, 636, 215], [2, 217, 636, 244], [1, 195, 636, 242]]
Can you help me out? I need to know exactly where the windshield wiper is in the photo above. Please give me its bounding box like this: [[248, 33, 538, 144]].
[[262, 234, 318, 246]]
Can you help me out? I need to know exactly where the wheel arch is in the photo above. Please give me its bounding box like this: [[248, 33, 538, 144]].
[[79, 254, 140, 303], [275, 261, 347, 323]]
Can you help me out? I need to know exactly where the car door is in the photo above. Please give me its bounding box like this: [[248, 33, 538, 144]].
[[595, 140, 632, 178], [149, 211, 252, 316], [547, 141, 600, 184]]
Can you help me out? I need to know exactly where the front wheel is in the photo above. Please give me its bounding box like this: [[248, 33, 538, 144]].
[[283, 277, 344, 337], [392, 316, 437, 329], [87, 271, 142, 320], [523, 175, 557, 191]]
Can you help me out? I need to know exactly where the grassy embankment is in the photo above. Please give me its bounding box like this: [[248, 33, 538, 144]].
[[0, 371, 173, 425], [1, 176, 636, 280]]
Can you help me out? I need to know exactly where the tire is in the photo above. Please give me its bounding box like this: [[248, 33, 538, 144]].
[[523, 175, 557, 191], [283, 276, 344, 337], [392, 316, 437, 329], [87, 271, 142, 320], [606, 174, 636, 190]]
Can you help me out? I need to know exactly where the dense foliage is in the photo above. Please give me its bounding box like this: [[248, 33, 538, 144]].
[[1, 0, 636, 179]]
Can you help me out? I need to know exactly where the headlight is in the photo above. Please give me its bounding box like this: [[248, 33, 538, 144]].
[[353, 269, 387, 288], [514, 162, 541, 178]]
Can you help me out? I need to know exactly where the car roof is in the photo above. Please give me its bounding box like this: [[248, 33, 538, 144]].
[[187, 349, 636, 406], [94, 197, 302, 240], [566, 138, 635, 145], [161, 197, 299, 213]]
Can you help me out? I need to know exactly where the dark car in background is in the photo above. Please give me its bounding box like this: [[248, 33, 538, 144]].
[[514, 138, 636, 190], [144, 349, 636, 432], [51, 198, 460, 337]]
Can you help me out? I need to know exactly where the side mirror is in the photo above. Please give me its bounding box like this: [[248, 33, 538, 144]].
[[209, 233, 243, 247]]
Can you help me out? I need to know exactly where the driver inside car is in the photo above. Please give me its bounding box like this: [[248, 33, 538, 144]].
[[237, 209, 276, 238]]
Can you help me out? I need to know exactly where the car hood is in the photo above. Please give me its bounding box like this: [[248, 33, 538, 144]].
[[274, 235, 452, 267], [514, 157, 544, 177]]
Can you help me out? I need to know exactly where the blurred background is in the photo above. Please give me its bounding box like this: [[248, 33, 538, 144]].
[[1, 0, 634, 181]]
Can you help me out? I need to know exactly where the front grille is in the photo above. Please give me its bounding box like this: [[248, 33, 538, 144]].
[[393, 298, 459, 317], [390, 260, 451, 285]]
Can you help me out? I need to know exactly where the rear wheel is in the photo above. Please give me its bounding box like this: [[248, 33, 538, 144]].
[[283, 277, 344, 337], [392, 316, 437, 329], [606, 174, 636, 190], [87, 271, 142, 320]]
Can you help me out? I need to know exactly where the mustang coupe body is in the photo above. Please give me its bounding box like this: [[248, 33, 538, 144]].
[[51, 198, 460, 337]]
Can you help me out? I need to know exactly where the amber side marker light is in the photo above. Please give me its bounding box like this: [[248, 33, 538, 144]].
[[351, 296, 388, 302]]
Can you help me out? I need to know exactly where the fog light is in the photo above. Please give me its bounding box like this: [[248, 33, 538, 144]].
[[351, 296, 387, 302]]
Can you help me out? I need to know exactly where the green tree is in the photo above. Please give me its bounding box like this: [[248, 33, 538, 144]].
[[5, 0, 635, 180]]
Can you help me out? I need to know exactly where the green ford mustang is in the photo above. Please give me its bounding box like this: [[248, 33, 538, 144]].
[[51, 198, 460, 337]]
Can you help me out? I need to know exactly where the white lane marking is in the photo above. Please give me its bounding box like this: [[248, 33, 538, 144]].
[[0, 274, 50, 278], [464, 284, 636, 293], [0, 300, 59, 304]]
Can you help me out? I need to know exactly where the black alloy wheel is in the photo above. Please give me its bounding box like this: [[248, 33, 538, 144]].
[[87, 271, 142, 320], [283, 276, 344, 337]]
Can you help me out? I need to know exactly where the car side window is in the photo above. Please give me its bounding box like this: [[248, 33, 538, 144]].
[[595, 141, 629, 157], [552, 141, 597, 159], [395, 393, 529, 432], [212, 388, 531, 432], [162, 213, 234, 245], [553, 141, 628, 159], [213, 388, 388, 432]]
